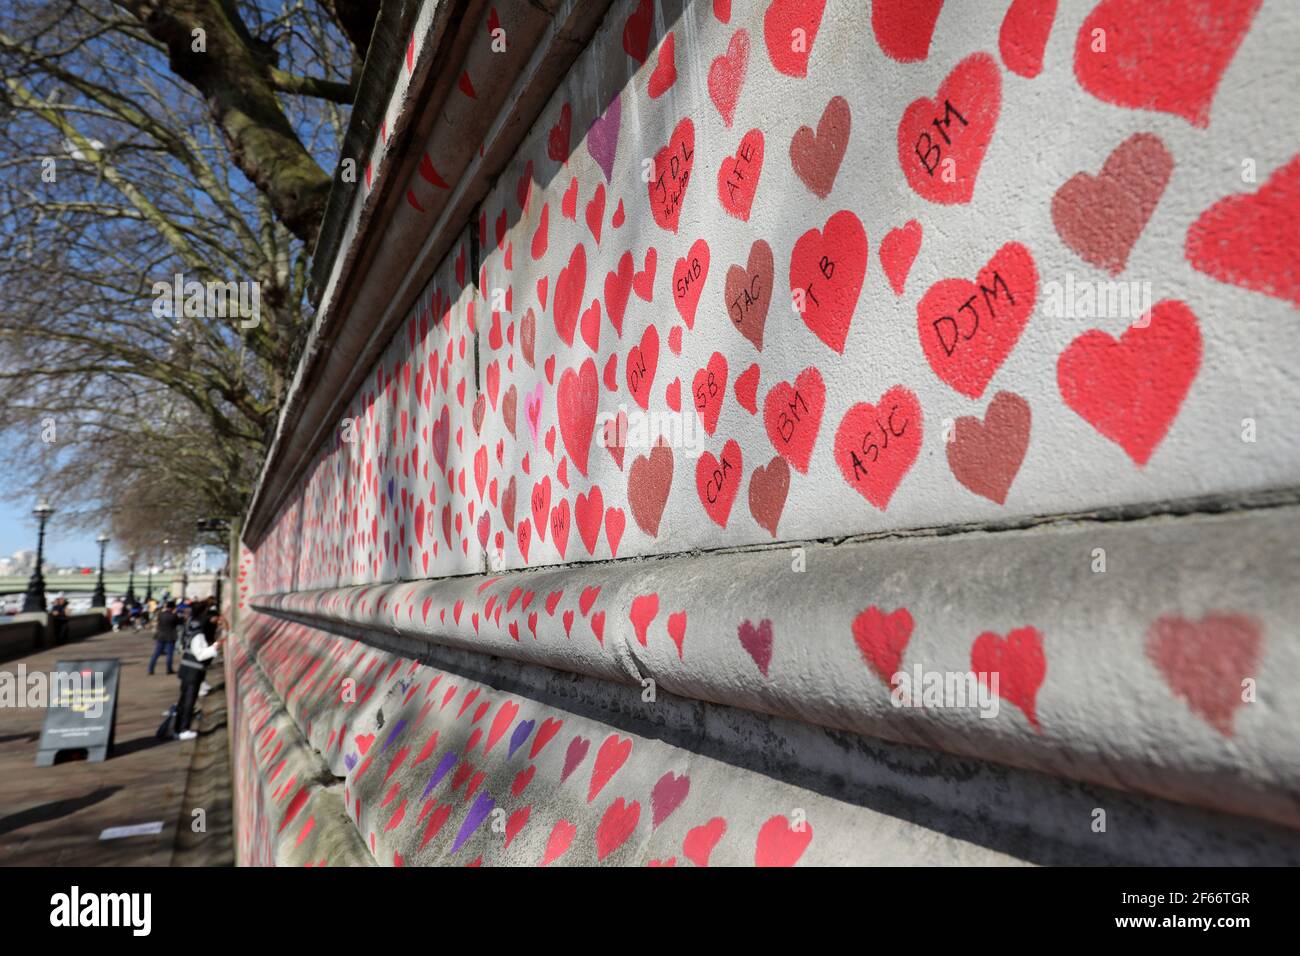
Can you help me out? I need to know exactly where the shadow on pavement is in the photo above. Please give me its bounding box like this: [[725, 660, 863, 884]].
[[0, 785, 122, 837]]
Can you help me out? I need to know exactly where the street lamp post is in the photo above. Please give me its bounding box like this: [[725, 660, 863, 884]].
[[91, 533, 109, 608], [145, 563, 154, 602], [21, 501, 54, 614], [126, 554, 137, 605]]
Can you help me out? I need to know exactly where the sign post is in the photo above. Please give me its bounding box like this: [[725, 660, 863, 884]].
[[35, 658, 120, 765]]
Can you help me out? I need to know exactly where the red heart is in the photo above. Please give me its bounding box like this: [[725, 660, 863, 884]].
[[917, 242, 1037, 399], [550, 498, 570, 558], [575, 485, 604, 556], [717, 128, 764, 221], [665, 377, 681, 412], [541, 819, 576, 866], [748, 456, 789, 537], [648, 119, 695, 233], [648, 32, 677, 99], [602, 408, 627, 470], [872, 0, 943, 62], [628, 442, 674, 537], [633, 247, 657, 301], [833, 386, 923, 510], [530, 476, 551, 542], [897, 52, 1001, 205], [588, 734, 633, 803], [790, 96, 850, 200], [947, 391, 1031, 504], [724, 239, 773, 351], [605, 506, 625, 557], [1073, 0, 1261, 128], [553, 243, 587, 346], [626, 325, 659, 410], [762, 0, 825, 78], [707, 28, 749, 127], [762, 366, 824, 474], [672, 238, 710, 328], [1057, 300, 1201, 466], [585, 182, 605, 245], [595, 797, 640, 861], [999, 0, 1057, 79], [561, 177, 578, 220], [754, 814, 812, 867], [667, 611, 687, 659], [734, 363, 760, 414], [603, 352, 618, 392], [692, 351, 728, 436], [629, 593, 659, 646], [548, 103, 571, 163], [604, 251, 634, 337], [622, 0, 652, 64], [557, 358, 598, 475], [879, 219, 922, 296], [696, 439, 742, 528], [531, 717, 563, 758], [580, 298, 601, 353], [1145, 613, 1262, 738], [789, 210, 868, 354], [851, 606, 914, 685], [682, 817, 727, 867], [970, 626, 1046, 730], [1052, 133, 1173, 276], [1185, 153, 1300, 308]]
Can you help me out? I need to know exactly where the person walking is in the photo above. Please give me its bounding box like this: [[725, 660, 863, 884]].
[[173, 600, 221, 740], [148, 600, 181, 675], [49, 595, 69, 645], [108, 595, 124, 630]]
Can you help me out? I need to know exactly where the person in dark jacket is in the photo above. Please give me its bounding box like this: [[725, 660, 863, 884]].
[[148, 600, 181, 675], [173, 600, 221, 739]]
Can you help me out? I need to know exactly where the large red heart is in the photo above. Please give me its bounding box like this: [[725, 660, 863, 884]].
[[696, 440, 742, 528], [762, 366, 825, 474], [628, 442, 674, 537], [1145, 613, 1262, 737], [1052, 133, 1173, 276], [648, 119, 695, 233], [717, 128, 764, 222], [1057, 299, 1201, 466], [834, 386, 923, 510], [971, 626, 1046, 730], [947, 391, 1031, 505], [897, 52, 1000, 205], [588, 734, 632, 803], [692, 351, 728, 436], [557, 358, 598, 476], [1185, 154, 1300, 308], [762, 0, 825, 78], [852, 606, 914, 685], [754, 814, 812, 867], [789, 210, 868, 354], [707, 28, 749, 127], [553, 243, 587, 346], [682, 817, 726, 867], [672, 239, 710, 329], [916, 241, 1037, 399], [575, 485, 604, 556], [872, 0, 943, 62], [626, 325, 659, 411], [595, 798, 640, 861], [790, 95, 850, 200], [604, 251, 634, 337], [1073, 0, 1261, 128]]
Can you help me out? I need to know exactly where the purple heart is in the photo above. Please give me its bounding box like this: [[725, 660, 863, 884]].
[[387, 477, 395, 502], [344, 752, 358, 772], [586, 93, 621, 183], [382, 719, 407, 752], [738, 619, 774, 677], [451, 792, 494, 854], [650, 771, 690, 829], [421, 750, 458, 799], [508, 719, 535, 759], [561, 735, 590, 782]]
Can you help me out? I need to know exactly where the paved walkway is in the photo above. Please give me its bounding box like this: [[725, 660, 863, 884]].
[[0, 628, 232, 866]]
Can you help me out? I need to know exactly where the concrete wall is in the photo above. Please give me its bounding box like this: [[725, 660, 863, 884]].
[[0, 612, 109, 664], [234, 0, 1300, 865]]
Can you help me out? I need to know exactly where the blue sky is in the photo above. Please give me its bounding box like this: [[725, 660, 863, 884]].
[[0, 496, 111, 567]]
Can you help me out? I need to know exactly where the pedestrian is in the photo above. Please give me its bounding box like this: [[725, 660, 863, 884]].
[[108, 595, 123, 630], [173, 600, 220, 740], [49, 594, 69, 645], [149, 600, 181, 676]]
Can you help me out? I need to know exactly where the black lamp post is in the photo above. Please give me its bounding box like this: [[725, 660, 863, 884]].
[[91, 533, 109, 608], [145, 562, 154, 602], [125, 554, 137, 604], [21, 500, 54, 614]]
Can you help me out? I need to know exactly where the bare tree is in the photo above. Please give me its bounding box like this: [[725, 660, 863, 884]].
[[0, 0, 375, 539]]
